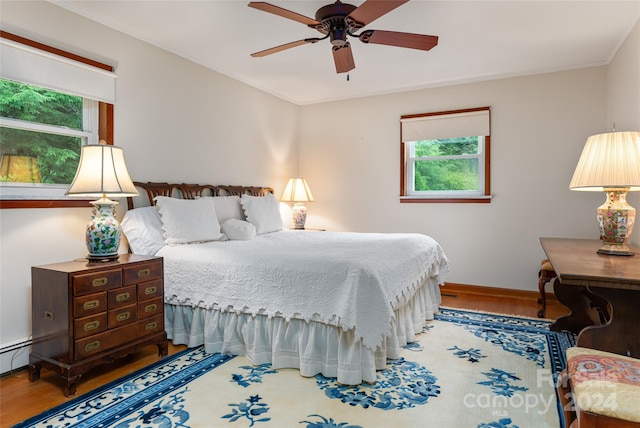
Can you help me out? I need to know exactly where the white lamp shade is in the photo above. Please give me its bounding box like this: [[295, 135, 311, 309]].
[[66, 144, 139, 197], [569, 131, 640, 191], [280, 178, 314, 202]]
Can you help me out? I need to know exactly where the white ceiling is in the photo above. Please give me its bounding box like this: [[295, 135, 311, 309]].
[[52, 0, 640, 105]]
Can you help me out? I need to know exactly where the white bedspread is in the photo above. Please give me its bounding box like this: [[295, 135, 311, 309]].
[[157, 230, 448, 351]]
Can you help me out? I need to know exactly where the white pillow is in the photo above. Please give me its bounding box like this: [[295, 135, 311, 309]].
[[155, 196, 224, 245], [121, 206, 166, 255], [240, 193, 283, 235], [221, 219, 256, 240], [212, 196, 245, 223]]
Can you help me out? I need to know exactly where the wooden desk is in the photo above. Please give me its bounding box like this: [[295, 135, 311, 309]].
[[540, 237, 640, 358]]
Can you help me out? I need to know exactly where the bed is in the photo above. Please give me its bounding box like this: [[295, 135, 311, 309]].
[[123, 182, 449, 385]]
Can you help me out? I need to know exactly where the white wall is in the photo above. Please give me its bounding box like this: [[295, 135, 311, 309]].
[[607, 18, 640, 246], [0, 1, 299, 373], [299, 67, 609, 290]]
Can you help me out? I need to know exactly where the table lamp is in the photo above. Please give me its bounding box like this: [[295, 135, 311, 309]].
[[66, 143, 139, 260], [280, 178, 314, 229], [569, 131, 640, 256]]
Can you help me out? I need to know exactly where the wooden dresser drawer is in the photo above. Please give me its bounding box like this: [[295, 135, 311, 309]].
[[108, 285, 137, 309], [73, 293, 107, 317], [123, 261, 162, 285], [76, 314, 163, 359], [108, 304, 137, 329], [137, 279, 162, 301], [73, 269, 122, 296], [138, 314, 163, 335], [138, 297, 163, 319], [75, 322, 138, 359], [74, 313, 108, 339]]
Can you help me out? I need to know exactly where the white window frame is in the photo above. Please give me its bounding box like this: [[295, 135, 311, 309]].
[[406, 136, 486, 198], [0, 31, 115, 207], [0, 92, 99, 199], [400, 107, 491, 203]]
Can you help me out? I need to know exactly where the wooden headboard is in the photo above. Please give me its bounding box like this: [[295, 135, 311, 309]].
[[127, 182, 275, 210]]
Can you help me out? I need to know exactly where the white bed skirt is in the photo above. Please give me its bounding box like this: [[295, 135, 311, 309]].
[[164, 276, 442, 385]]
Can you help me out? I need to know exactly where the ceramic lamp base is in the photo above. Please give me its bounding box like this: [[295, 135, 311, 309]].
[[596, 188, 635, 256], [292, 202, 307, 229], [86, 197, 122, 258]]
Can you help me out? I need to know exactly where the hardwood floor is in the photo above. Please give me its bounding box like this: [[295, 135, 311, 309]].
[[0, 284, 567, 427], [440, 283, 567, 320]]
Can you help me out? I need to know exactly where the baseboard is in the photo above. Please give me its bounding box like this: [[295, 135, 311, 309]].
[[0, 337, 32, 377], [0, 337, 32, 355], [441, 282, 558, 302]]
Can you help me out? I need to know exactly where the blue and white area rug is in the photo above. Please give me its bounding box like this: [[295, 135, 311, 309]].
[[16, 308, 575, 428]]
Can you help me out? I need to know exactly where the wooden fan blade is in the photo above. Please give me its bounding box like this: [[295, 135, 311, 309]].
[[359, 30, 438, 51], [248, 2, 320, 26], [251, 38, 321, 57], [346, 0, 409, 27], [332, 43, 355, 74]]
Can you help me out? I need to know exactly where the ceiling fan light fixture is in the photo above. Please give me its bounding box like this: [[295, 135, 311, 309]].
[[330, 28, 348, 47], [248, 0, 438, 74]]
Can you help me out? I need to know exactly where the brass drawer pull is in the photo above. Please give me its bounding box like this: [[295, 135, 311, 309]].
[[92, 277, 108, 288], [145, 321, 157, 331], [144, 286, 157, 295], [137, 269, 150, 278], [83, 320, 100, 331], [116, 312, 131, 322], [83, 300, 100, 310], [144, 304, 157, 313], [84, 341, 101, 352], [115, 292, 130, 302]]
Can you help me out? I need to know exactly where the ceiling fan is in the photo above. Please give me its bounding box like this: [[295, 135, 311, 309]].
[[248, 0, 439, 74]]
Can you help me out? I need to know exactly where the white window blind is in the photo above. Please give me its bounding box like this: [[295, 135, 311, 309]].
[[0, 38, 116, 103], [401, 109, 490, 142]]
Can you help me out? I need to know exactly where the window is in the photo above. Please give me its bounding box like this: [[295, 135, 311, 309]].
[[400, 107, 491, 203], [0, 31, 115, 208], [1, 80, 97, 185]]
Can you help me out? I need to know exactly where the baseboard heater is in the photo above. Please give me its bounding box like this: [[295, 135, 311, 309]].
[[0, 337, 32, 355]]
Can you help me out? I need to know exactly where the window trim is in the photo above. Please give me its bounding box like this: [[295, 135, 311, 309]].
[[0, 31, 114, 209], [400, 107, 491, 204]]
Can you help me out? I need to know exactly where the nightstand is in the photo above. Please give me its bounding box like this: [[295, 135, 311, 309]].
[[28, 254, 168, 396]]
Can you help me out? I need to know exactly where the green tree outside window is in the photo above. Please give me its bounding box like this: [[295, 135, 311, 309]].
[[0, 79, 83, 184], [412, 137, 481, 192]]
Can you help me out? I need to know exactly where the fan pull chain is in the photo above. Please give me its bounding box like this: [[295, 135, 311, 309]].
[[347, 73, 350, 81]]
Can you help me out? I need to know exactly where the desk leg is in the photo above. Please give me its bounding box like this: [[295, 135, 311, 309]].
[[577, 287, 640, 358], [550, 278, 603, 333]]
